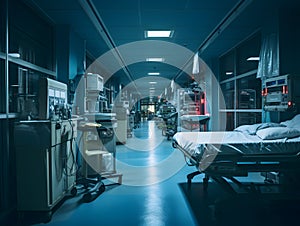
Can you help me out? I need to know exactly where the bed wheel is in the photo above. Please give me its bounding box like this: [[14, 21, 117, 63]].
[[99, 183, 105, 193], [83, 193, 92, 202], [70, 187, 77, 196]]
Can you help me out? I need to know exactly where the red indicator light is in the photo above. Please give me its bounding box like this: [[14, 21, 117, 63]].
[[288, 101, 292, 106]]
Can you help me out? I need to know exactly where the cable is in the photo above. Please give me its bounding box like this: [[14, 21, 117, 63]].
[[63, 119, 78, 177]]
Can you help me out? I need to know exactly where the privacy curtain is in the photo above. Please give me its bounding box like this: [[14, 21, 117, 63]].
[[257, 33, 279, 79]]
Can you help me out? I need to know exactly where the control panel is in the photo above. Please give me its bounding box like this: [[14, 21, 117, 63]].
[[262, 74, 300, 111]]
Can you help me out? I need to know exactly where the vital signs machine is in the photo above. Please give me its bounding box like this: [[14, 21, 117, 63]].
[[262, 74, 300, 112]]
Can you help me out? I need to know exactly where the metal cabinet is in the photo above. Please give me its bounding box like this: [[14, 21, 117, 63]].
[[14, 120, 77, 214]]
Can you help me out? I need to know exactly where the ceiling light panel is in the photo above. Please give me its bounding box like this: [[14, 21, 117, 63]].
[[148, 72, 160, 76], [145, 30, 174, 38], [146, 58, 165, 62], [247, 57, 260, 61]]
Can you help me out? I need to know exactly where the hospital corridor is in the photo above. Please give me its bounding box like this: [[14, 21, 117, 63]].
[[18, 121, 295, 226], [29, 120, 201, 226], [1, 0, 300, 226]]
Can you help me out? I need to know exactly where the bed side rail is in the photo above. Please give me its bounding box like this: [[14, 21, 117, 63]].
[[172, 140, 199, 166], [173, 139, 300, 168]]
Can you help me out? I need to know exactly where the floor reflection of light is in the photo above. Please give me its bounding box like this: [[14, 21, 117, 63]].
[[148, 121, 159, 150], [147, 121, 161, 178], [142, 180, 165, 226], [123, 121, 165, 152], [142, 122, 164, 226], [116, 120, 186, 186]]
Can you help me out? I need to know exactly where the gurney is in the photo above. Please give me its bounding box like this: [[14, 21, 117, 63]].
[[173, 114, 300, 194]]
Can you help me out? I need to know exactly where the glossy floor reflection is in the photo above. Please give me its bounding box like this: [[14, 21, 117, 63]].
[[25, 121, 198, 226], [16, 120, 300, 226]]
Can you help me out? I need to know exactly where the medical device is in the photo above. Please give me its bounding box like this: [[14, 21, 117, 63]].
[[39, 78, 69, 120], [262, 74, 300, 111], [177, 88, 207, 116], [85, 73, 104, 113], [15, 119, 78, 216], [86, 73, 104, 92], [173, 114, 300, 193]]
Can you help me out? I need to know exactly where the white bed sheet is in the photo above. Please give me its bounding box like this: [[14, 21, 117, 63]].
[[175, 129, 300, 145], [174, 114, 300, 170], [173, 131, 300, 171]]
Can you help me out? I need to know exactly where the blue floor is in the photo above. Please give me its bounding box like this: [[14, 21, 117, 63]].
[[17, 121, 300, 226], [30, 121, 199, 226]]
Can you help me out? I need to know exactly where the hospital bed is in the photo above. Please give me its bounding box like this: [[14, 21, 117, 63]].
[[173, 114, 300, 195]]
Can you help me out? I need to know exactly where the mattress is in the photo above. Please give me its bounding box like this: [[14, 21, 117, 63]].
[[173, 131, 300, 171]]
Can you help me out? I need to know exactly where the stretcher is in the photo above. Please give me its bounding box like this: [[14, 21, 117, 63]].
[[173, 115, 300, 194]]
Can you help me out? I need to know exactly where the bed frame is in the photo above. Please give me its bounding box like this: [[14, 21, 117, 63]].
[[173, 141, 300, 195]]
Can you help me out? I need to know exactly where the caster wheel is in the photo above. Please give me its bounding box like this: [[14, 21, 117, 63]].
[[99, 184, 105, 193], [70, 187, 77, 196], [83, 193, 92, 202]]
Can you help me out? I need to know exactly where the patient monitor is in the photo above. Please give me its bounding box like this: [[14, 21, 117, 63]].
[[262, 74, 300, 111], [39, 78, 68, 119]]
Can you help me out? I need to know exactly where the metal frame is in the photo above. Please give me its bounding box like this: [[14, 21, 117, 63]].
[[173, 140, 300, 195]]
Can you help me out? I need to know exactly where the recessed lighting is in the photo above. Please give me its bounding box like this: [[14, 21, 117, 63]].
[[247, 57, 260, 61], [149, 82, 157, 84], [146, 58, 165, 62], [145, 30, 174, 38], [8, 53, 20, 58], [148, 72, 160, 76], [226, 72, 233, 75]]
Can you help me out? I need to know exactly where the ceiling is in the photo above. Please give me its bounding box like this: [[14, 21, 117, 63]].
[[27, 0, 289, 98]]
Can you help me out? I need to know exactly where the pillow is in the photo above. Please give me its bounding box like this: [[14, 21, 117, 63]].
[[234, 123, 262, 135], [280, 119, 292, 127], [256, 127, 300, 140], [234, 122, 285, 135], [281, 114, 300, 129], [257, 122, 285, 130]]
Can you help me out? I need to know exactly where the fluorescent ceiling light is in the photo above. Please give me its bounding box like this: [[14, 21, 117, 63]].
[[148, 72, 160, 76], [146, 58, 165, 62], [226, 72, 233, 75], [8, 53, 20, 58], [145, 30, 173, 38], [149, 87, 155, 90], [247, 57, 260, 61], [149, 82, 157, 84]]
